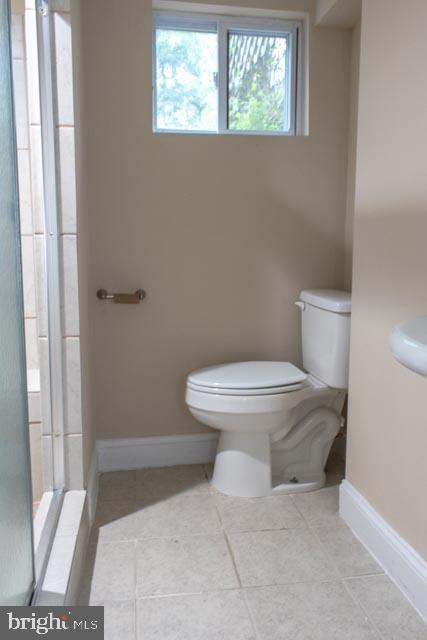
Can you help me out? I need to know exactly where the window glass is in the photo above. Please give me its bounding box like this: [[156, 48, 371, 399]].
[[153, 14, 300, 135], [155, 28, 218, 131], [228, 32, 289, 132]]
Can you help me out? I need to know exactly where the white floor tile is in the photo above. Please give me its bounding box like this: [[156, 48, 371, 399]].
[[94, 600, 136, 640], [228, 528, 338, 587], [345, 574, 427, 639], [95, 494, 221, 542], [246, 582, 378, 640], [84, 540, 135, 603], [99, 471, 136, 503], [292, 485, 341, 527], [81, 466, 426, 640], [214, 493, 305, 533], [137, 591, 256, 640], [136, 534, 238, 597], [135, 464, 209, 500], [315, 523, 383, 577]]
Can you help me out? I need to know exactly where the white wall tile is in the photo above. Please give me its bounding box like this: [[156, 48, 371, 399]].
[[21, 235, 37, 318], [28, 391, 41, 423], [64, 434, 84, 490], [25, 0, 35, 9], [34, 234, 48, 337], [17, 149, 33, 234], [57, 127, 77, 233], [60, 235, 80, 336], [41, 434, 54, 492], [27, 367, 40, 393], [39, 337, 52, 436], [11, 14, 25, 60], [53, 12, 74, 126], [29, 422, 43, 502], [12, 58, 29, 149], [30, 125, 45, 233], [63, 337, 82, 434], [24, 7, 40, 125], [25, 317, 39, 370]]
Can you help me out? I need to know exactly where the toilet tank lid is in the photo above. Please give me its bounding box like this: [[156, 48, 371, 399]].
[[300, 289, 351, 313]]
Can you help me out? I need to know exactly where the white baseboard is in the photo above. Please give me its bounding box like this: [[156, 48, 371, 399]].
[[340, 480, 427, 623], [86, 446, 99, 525], [96, 432, 219, 473]]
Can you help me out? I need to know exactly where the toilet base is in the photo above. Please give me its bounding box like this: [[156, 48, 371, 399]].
[[211, 431, 271, 498], [210, 431, 328, 498], [271, 472, 326, 495], [210, 407, 341, 498]]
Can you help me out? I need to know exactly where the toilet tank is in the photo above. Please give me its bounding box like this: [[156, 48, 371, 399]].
[[297, 289, 351, 389]]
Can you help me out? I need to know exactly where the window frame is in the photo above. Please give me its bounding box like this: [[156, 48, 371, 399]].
[[152, 11, 302, 136]]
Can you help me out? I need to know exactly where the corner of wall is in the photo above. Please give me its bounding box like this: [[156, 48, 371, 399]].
[[343, 18, 361, 290]]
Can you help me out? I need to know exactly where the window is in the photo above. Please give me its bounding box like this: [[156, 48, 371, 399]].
[[153, 12, 301, 135]]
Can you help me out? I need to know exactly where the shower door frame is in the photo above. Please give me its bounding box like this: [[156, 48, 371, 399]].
[[30, 0, 67, 599]]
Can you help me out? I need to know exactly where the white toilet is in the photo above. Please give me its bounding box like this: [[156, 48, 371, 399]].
[[185, 289, 351, 497]]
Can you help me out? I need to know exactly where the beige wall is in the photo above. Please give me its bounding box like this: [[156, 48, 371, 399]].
[[79, 0, 352, 440], [315, 0, 361, 28], [346, 0, 427, 559]]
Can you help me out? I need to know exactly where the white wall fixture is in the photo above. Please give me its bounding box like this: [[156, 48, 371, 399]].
[[185, 291, 351, 497], [340, 480, 427, 623], [390, 316, 427, 376]]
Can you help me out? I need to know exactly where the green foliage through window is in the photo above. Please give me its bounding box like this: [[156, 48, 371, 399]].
[[228, 33, 288, 132], [153, 15, 298, 135], [156, 29, 218, 131]]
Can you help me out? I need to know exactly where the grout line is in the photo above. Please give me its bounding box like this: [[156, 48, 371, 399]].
[[223, 530, 242, 589], [243, 578, 344, 591], [341, 577, 385, 640], [289, 493, 312, 527], [137, 587, 244, 601], [133, 598, 137, 640], [242, 590, 262, 640], [343, 573, 386, 582], [133, 539, 137, 603]]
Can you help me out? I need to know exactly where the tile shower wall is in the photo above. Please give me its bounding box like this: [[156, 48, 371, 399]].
[[11, 9, 43, 505], [51, 0, 84, 489]]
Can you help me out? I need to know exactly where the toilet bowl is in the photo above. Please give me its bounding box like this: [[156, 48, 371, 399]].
[[185, 290, 351, 498]]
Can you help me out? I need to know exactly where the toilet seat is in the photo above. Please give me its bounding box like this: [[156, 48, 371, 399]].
[[187, 361, 307, 396], [187, 381, 306, 395]]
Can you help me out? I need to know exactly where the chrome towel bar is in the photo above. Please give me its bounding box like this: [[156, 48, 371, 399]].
[[96, 288, 146, 304]]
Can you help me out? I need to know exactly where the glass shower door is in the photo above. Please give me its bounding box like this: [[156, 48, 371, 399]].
[[0, 0, 35, 605]]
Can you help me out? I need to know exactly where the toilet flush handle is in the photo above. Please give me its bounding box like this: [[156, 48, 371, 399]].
[[295, 301, 305, 311]]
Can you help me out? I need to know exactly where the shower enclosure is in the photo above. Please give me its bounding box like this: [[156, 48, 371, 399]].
[[0, 0, 35, 605], [0, 0, 70, 604]]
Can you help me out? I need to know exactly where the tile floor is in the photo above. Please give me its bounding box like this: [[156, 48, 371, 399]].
[[80, 458, 427, 640]]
